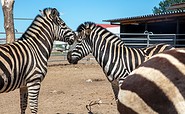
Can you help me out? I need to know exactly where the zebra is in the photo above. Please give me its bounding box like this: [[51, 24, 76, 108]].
[[67, 22, 173, 99], [117, 48, 185, 114], [0, 8, 75, 114]]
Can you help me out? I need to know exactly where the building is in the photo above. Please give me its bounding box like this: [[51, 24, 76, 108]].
[[103, 10, 185, 34], [103, 10, 185, 47]]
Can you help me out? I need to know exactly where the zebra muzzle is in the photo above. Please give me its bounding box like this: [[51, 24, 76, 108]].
[[67, 51, 78, 64]]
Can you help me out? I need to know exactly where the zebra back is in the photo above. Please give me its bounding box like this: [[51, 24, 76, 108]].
[[142, 43, 174, 58]]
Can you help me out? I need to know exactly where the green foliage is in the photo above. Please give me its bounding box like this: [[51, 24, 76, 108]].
[[153, 0, 185, 14]]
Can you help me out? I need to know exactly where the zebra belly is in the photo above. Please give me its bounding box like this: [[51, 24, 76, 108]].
[[0, 74, 5, 91], [0, 72, 9, 93], [0, 70, 21, 93]]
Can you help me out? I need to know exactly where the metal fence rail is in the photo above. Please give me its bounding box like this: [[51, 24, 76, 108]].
[[0, 32, 185, 62], [1, 32, 185, 47], [118, 33, 185, 48]]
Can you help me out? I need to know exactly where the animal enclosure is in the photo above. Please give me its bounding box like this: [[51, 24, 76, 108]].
[[0, 56, 117, 114]]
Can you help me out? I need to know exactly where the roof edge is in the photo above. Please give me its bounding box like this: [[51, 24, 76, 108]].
[[103, 9, 185, 22]]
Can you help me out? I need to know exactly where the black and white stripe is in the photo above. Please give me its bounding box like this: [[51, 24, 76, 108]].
[[67, 22, 173, 99], [0, 8, 75, 114], [118, 48, 185, 114]]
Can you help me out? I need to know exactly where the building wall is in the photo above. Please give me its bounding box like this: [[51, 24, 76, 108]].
[[121, 22, 179, 34], [121, 24, 145, 33]]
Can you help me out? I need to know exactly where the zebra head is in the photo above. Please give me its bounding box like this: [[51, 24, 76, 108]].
[[40, 8, 75, 45], [67, 22, 95, 64], [67, 39, 92, 64]]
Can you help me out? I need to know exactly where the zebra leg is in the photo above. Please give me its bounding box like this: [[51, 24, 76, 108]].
[[111, 80, 119, 101], [27, 81, 41, 114], [20, 87, 28, 114]]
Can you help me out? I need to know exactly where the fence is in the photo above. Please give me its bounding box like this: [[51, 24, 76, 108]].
[[117, 33, 185, 48], [0, 32, 185, 63]]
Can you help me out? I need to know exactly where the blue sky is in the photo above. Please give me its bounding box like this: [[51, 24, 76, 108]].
[[0, 0, 162, 35]]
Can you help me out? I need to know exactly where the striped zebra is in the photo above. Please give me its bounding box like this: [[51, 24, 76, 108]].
[[118, 48, 185, 114], [0, 8, 75, 114], [67, 22, 173, 99]]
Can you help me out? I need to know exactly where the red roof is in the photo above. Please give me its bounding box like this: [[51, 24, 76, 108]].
[[96, 24, 119, 28]]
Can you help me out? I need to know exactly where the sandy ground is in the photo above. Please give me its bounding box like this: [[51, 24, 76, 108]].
[[0, 56, 117, 114]]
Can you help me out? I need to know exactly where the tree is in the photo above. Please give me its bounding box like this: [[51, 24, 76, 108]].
[[153, 0, 185, 14], [1, 0, 15, 43]]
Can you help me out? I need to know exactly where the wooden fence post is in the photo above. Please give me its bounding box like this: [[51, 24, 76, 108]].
[[1, 0, 15, 43]]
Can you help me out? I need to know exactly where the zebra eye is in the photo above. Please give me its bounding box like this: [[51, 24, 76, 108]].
[[53, 17, 63, 26], [57, 19, 61, 24], [57, 18, 66, 26], [78, 32, 83, 38], [77, 37, 82, 42]]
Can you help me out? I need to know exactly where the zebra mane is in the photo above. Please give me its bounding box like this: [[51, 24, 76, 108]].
[[18, 14, 42, 41], [42, 8, 60, 17], [19, 8, 59, 41], [76, 21, 112, 34], [76, 22, 96, 32]]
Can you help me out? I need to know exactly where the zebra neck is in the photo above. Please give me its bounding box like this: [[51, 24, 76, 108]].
[[91, 32, 123, 65], [90, 32, 127, 82], [19, 26, 54, 60]]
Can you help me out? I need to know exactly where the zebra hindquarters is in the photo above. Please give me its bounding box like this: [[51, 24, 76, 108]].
[[117, 49, 185, 114], [117, 74, 160, 114], [117, 72, 185, 114]]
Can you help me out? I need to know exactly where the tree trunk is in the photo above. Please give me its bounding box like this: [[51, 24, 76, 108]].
[[1, 0, 15, 43]]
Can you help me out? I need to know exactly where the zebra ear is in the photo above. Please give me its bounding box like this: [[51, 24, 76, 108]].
[[85, 29, 91, 35], [39, 10, 44, 16], [51, 8, 59, 18]]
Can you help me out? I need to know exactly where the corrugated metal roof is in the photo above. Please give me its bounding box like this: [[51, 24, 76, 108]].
[[103, 10, 185, 23]]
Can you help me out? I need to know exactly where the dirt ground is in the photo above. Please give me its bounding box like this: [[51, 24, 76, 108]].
[[0, 56, 117, 114]]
